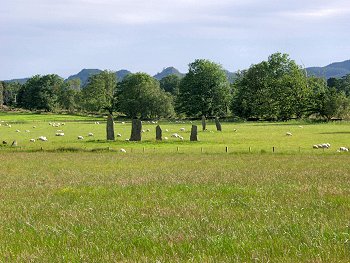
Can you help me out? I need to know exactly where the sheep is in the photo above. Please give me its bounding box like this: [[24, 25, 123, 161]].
[[117, 133, 122, 137], [299, 125, 303, 128], [339, 147, 349, 152], [171, 133, 179, 138], [164, 137, 168, 140], [179, 136, 184, 140], [233, 129, 237, 132], [88, 133, 94, 136], [95, 121, 100, 124], [16, 129, 20, 132], [29, 139, 36, 142], [38, 136, 48, 141], [141, 129, 145, 133], [120, 148, 127, 153], [77, 136, 84, 140], [33, 126, 36, 128], [25, 130, 30, 133], [180, 128, 185, 132], [146, 129, 150, 132], [121, 121, 125, 124], [165, 129, 169, 132], [313, 145, 319, 149], [8, 125, 11, 128], [55, 132, 65, 136], [286, 132, 292, 136]]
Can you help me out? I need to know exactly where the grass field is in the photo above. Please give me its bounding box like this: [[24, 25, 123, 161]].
[[0, 113, 350, 261]]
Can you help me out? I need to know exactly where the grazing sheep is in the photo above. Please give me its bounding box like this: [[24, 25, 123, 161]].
[[121, 121, 125, 124], [38, 136, 48, 141], [339, 147, 349, 152], [8, 125, 11, 128], [233, 129, 237, 132], [299, 125, 303, 128], [165, 129, 169, 132], [286, 132, 292, 136], [120, 148, 127, 153], [16, 129, 20, 132], [77, 136, 84, 140], [180, 127, 185, 132], [117, 133, 122, 137], [141, 129, 145, 133], [313, 145, 318, 149], [164, 137, 168, 140], [125, 138, 129, 141], [171, 133, 179, 138], [146, 129, 150, 132], [88, 133, 94, 136], [29, 139, 36, 142], [95, 121, 100, 124], [33, 126, 36, 128], [179, 136, 184, 140], [25, 130, 30, 133], [55, 132, 65, 136]]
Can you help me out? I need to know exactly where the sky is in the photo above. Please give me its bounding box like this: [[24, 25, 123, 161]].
[[1, 0, 350, 80]]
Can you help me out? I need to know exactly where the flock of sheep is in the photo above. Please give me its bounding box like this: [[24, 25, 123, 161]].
[[0, 120, 349, 153]]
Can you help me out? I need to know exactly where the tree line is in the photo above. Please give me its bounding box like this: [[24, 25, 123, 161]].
[[1, 52, 350, 121]]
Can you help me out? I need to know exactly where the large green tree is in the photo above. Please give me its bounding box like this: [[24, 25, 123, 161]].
[[0, 82, 4, 107], [232, 53, 310, 120], [2, 82, 21, 106], [81, 70, 117, 113], [176, 59, 231, 117], [17, 74, 63, 111], [159, 74, 181, 96], [117, 73, 174, 118]]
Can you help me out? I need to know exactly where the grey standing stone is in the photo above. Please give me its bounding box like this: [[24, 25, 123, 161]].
[[156, 125, 162, 141], [201, 115, 206, 131], [130, 119, 142, 141], [215, 117, 222, 131], [190, 125, 198, 141], [106, 114, 115, 141]]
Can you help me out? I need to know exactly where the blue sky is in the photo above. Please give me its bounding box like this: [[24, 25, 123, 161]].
[[1, 0, 350, 80]]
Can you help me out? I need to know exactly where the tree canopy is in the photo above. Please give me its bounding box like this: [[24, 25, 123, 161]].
[[176, 59, 231, 117]]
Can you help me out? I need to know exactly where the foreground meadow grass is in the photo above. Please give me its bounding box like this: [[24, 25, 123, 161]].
[[0, 152, 350, 262]]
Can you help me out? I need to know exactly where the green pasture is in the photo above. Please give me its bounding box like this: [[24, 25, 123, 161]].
[[0, 113, 350, 261], [0, 152, 349, 261], [0, 113, 349, 154]]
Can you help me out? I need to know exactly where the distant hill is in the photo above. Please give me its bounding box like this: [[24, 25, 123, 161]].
[[3, 78, 29, 84], [153, 67, 184, 80], [66, 69, 102, 87], [66, 69, 132, 87], [224, 70, 237, 83], [306, 60, 350, 79]]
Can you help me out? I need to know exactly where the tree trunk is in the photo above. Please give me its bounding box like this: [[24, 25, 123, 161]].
[[130, 119, 142, 141], [156, 125, 162, 140], [215, 117, 222, 131], [106, 114, 115, 140], [201, 115, 206, 131], [190, 125, 198, 141]]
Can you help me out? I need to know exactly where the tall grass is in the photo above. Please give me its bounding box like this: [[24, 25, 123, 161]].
[[0, 152, 349, 261]]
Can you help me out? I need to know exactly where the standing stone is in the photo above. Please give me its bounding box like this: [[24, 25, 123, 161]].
[[129, 119, 142, 141], [106, 114, 115, 141], [156, 125, 162, 141], [215, 117, 222, 131], [190, 125, 198, 141], [201, 115, 206, 131]]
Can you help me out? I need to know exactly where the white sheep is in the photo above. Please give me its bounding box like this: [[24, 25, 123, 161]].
[[77, 136, 84, 140], [16, 129, 20, 132], [286, 132, 292, 136], [180, 128, 185, 132], [121, 121, 125, 124], [141, 129, 145, 133], [179, 136, 184, 140], [33, 126, 36, 128], [120, 148, 127, 153], [165, 129, 169, 132], [299, 125, 303, 128], [29, 139, 36, 142], [339, 147, 349, 152], [25, 130, 30, 133], [164, 137, 168, 140], [117, 133, 122, 137], [88, 133, 94, 136], [171, 133, 179, 138], [146, 129, 150, 132], [313, 145, 318, 149], [55, 132, 65, 136], [38, 136, 48, 141]]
